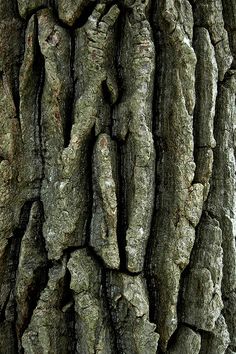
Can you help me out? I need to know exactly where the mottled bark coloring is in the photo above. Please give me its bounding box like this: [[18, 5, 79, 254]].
[[0, 0, 235, 353]]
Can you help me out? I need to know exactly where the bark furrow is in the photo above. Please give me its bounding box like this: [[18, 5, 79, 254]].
[[0, 0, 235, 353]]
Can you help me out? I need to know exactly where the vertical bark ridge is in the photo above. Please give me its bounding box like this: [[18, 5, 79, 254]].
[[112, 0, 156, 273], [0, 2, 26, 351], [107, 270, 159, 354], [207, 74, 236, 354], [0, 201, 35, 352], [19, 14, 44, 197], [180, 2, 236, 354], [144, 0, 160, 329], [219, 6, 236, 352], [147, 1, 205, 351], [0, 0, 235, 352], [112, 5, 127, 272], [15, 200, 48, 352]]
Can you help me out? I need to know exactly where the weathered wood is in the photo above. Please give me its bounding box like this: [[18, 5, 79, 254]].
[[0, 0, 235, 353]]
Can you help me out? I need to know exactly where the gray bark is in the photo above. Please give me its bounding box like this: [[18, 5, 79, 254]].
[[0, 0, 235, 353]]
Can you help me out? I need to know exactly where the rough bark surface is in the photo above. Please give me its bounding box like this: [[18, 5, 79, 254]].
[[0, 0, 235, 353]]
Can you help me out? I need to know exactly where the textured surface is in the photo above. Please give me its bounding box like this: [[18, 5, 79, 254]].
[[0, 0, 235, 353]]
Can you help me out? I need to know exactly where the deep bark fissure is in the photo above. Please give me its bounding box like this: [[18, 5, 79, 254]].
[[213, 78, 235, 353], [17, 201, 49, 344], [59, 268, 77, 353], [144, 0, 163, 329], [18, 265, 48, 337], [101, 269, 119, 354], [12, 201, 36, 351], [23, 6, 49, 22], [112, 9, 124, 107], [64, 29, 75, 148], [37, 69, 45, 193], [71, 0, 99, 29], [116, 141, 128, 272], [12, 20, 24, 127], [176, 263, 191, 321], [1, 0, 236, 352], [85, 126, 96, 247], [34, 21, 45, 195]]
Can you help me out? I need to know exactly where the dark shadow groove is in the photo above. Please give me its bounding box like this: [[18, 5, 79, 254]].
[[166, 326, 180, 352], [13, 0, 21, 17], [34, 16, 46, 194], [101, 269, 119, 354], [71, 0, 119, 29], [11, 17, 24, 126], [23, 5, 49, 22], [16, 201, 49, 348], [102, 80, 113, 106], [59, 268, 77, 353], [176, 264, 191, 323], [111, 6, 128, 273], [71, 0, 99, 28], [116, 140, 128, 272], [11, 200, 36, 353], [37, 61, 45, 193], [144, 0, 163, 328], [64, 29, 75, 148], [87, 244, 109, 270]]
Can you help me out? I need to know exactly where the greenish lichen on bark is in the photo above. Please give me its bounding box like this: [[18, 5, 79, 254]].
[[167, 325, 201, 354], [107, 271, 159, 354], [113, 0, 156, 273], [90, 133, 120, 269], [68, 249, 115, 354], [0, 0, 235, 353]]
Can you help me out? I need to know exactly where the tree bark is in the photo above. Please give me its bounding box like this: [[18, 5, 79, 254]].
[[0, 0, 235, 353]]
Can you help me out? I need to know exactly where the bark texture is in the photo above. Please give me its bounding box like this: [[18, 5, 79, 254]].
[[0, 0, 235, 353]]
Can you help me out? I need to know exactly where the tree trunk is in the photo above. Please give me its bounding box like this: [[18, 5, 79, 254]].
[[0, 0, 235, 353]]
